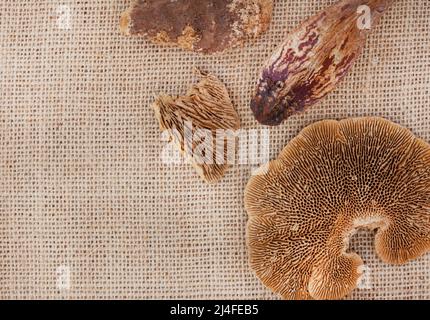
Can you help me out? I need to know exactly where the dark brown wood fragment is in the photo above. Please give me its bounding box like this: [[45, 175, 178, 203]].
[[121, 0, 273, 54]]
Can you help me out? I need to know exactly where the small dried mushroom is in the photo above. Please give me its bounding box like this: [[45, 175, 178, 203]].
[[121, 0, 273, 54], [152, 72, 240, 183], [245, 117, 430, 300], [251, 0, 393, 126]]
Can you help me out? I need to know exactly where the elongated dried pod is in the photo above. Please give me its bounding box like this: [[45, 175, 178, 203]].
[[251, 0, 393, 126]]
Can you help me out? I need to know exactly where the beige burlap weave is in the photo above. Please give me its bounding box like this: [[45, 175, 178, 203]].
[[0, 0, 429, 300]]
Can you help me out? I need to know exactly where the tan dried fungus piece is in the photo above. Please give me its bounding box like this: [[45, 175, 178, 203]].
[[121, 0, 273, 54], [245, 117, 430, 300], [152, 72, 240, 183]]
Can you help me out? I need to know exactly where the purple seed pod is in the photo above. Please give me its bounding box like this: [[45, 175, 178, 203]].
[[251, 0, 393, 126]]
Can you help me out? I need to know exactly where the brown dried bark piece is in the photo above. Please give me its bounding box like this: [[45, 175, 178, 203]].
[[121, 0, 273, 54], [152, 72, 240, 183], [245, 117, 430, 299], [251, 0, 393, 126]]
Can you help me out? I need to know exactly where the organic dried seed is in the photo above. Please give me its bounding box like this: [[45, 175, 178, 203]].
[[251, 0, 393, 126]]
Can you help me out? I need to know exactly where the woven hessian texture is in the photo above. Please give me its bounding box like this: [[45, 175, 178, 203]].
[[0, 0, 429, 299]]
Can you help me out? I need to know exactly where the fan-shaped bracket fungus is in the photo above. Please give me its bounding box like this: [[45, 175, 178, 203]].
[[120, 0, 273, 54], [245, 117, 430, 299], [152, 71, 240, 183]]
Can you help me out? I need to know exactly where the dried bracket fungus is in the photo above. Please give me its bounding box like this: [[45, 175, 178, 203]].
[[152, 72, 240, 183], [245, 117, 430, 300], [251, 0, 393, 126], [120, 0, 273, 54]]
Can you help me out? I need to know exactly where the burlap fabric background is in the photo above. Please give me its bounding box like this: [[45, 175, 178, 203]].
[[0, 0, 429, 300]]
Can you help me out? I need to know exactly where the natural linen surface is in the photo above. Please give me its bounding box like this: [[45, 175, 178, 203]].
[[0, 0, 429, 299]]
